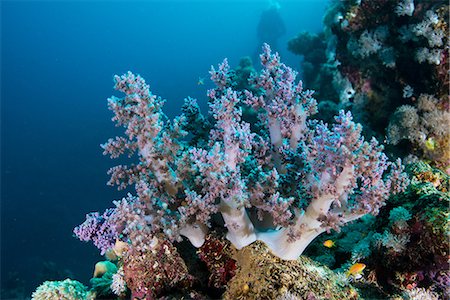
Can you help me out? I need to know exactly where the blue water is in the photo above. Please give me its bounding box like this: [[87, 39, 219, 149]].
[[1, 0, 327, 296]]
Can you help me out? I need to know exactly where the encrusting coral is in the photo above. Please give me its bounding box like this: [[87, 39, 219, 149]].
[[223, 241, 359, 300], [121, 237, 194, 299], [31, 279, 94, 300], [197, 233, 237, 289]]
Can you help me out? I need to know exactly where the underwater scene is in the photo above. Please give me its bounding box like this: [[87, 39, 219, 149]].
[[1, 0, 449, 299]]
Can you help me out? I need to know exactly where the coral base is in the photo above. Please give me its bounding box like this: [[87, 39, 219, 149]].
[[224, 241, 359, 300]]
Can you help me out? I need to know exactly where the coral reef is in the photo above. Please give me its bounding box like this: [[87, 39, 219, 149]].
[[223, 241, 359, 300], [197, 233, 237, 289], [293, 0, 449, 171], [305, 161, 449, 298], [25, 1, 450, 298], [374, 162, 450, 296], [288, 32, 326, 87], [37, 44, 408, 299], [78, 44, 406, 263], [233, 56, 256, 92], [396, 287, 440, 300], [287, 4, 450, 295], [387, 94, 450, 172], [31, 279, 94, 300], [121, 237, 194, 299], [288, 32, 343, 125], [89, 261, 118, 298]]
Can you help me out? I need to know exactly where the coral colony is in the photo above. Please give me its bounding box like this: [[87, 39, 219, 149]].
[[63, 44, 407, 298], [282, 1, 449, 297], [76, 44, 405, 260], [288, 0, 449, 172]]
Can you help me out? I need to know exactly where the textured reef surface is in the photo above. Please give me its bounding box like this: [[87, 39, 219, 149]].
[[289, 0, 449, 172]]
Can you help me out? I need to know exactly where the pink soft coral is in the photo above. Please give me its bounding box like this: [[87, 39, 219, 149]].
[[76, 44, 408, 261]]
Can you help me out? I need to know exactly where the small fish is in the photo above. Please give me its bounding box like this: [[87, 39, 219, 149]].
[[424, 137, 436, 151], [323, 240, 335, 248], [347, 263, 366, 278], [197, 77, 204, 85]]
